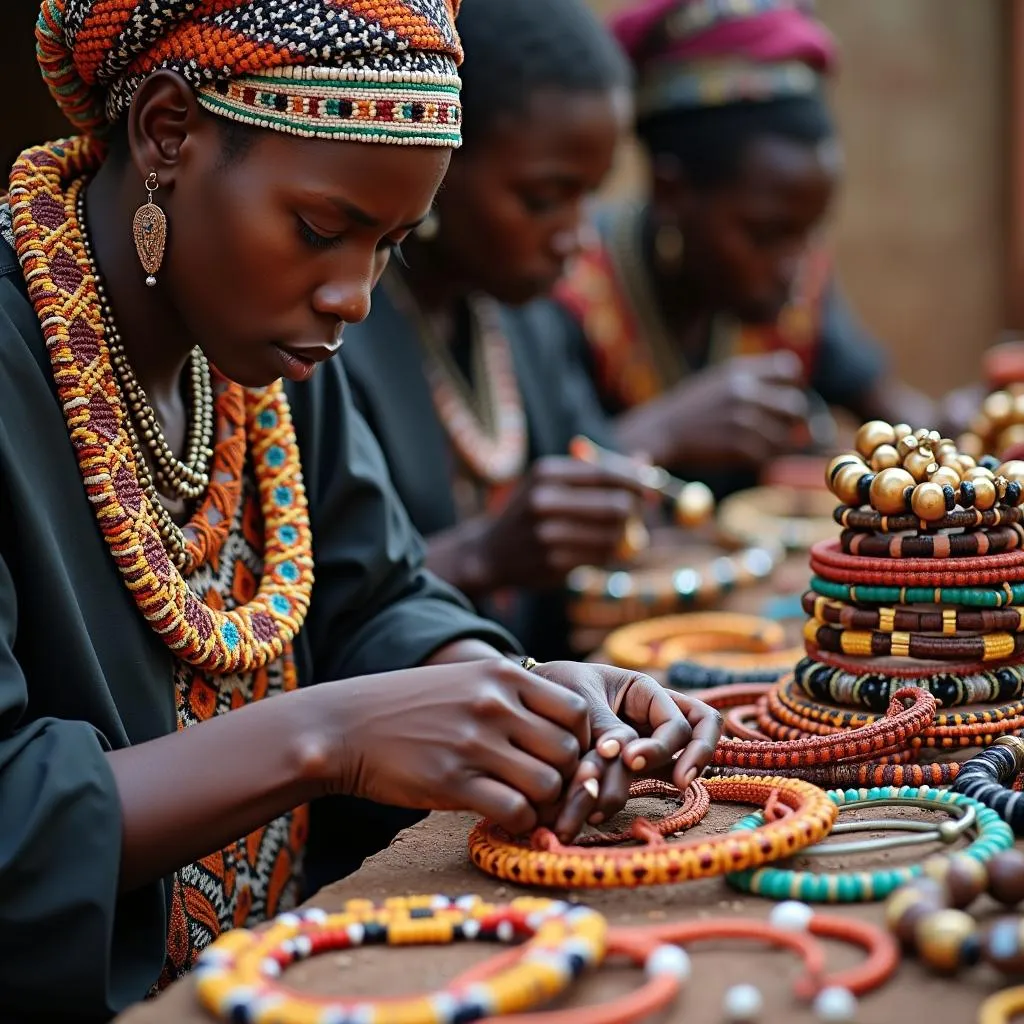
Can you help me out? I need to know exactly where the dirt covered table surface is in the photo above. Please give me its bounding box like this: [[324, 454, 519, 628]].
[[117, 795, 1020, 1024]]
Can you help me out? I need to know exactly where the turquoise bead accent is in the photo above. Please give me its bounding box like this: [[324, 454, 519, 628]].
[[724, 785, 1013, 903]]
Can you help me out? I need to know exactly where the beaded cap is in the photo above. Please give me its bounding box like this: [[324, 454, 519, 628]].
[[37, 0, 464, 146]]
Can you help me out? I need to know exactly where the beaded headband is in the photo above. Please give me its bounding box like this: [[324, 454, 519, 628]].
[[37, 0, 464, 147]]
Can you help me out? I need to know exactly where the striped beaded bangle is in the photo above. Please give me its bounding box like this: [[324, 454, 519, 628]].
[[704, 761, 963, 789], [468, 776, 837, 888], [840, 523, 1024, 559], [725, 786, 1015, 902], [194, 895, 607, 1024], [809, 574, 1024, 608], [834, 503, 1024, 533], [951, 735, 1024, 834], [810, 539, 1024, 587], [801, 592, 1024, 635], [804, 618, 1024, 662]]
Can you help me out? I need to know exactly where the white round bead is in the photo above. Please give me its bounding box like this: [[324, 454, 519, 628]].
[[724, 983, 764, 1021], [813, 986, 858, 1022], [644, 944, 692, 981], [769, 900, 815, 932]]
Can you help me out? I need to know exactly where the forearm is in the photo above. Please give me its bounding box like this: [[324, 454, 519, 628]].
[[424, 517, 493, 598], [109, 687, 329, 892]]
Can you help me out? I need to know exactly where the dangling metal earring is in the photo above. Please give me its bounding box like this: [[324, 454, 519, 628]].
[[132, 171, 167, 287], [654, 221, 684, 272], [415, 209, 439, 242]]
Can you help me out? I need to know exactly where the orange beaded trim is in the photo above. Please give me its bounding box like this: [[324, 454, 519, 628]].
[[467, 776, 838, 888]]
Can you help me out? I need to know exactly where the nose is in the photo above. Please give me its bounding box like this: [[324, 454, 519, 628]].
[[311, 270, 374, 325]]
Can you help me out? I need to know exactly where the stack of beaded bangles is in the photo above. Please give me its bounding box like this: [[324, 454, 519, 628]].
[[726, 786, 1015, 902], [565, 544, 781, 631], [826, 421, 1024, 522], [716, 485, 839, 552], [952, 735, 1024, 834], [810, 573, 1024, 608], [454, 905, 899, 1024], [803, 618, 1024, 662], [766, 675, 1024, 749], [468, 776, 837, 888], [886, 847, 1024, 980], [839, 523, 1024, 558], [810, 539, 1024, 587], [194, 894, 608, 1024], [601, 612, 801, 672], [794, 654, 1024, 711]]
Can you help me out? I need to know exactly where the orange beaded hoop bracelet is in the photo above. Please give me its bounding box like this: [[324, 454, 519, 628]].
[[602, 612, 792, 672], [468, 776, 838, 889]]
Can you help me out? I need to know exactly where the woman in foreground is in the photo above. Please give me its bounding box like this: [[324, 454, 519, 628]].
[[0, 1, 719, 1018]]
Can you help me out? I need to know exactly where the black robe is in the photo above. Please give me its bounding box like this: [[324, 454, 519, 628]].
[[342, 285, 614, 661], [0, 237, 516, 1022]]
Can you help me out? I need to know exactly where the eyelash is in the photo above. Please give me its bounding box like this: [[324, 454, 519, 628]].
[[296, 218, 406, 264]]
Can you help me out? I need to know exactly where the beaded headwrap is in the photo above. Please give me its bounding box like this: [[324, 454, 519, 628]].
[[36, 0, 464, 146], [610, 0, 837, 120]]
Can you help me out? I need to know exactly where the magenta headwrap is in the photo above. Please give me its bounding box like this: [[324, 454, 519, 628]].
[[610, 0, 837, 118]]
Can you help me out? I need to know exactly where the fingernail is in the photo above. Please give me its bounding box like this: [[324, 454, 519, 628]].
[[631, 755, 647, 772], [598, 738, 621, 758], [588, 812, 605, 825], [582, 778, 600, 800]]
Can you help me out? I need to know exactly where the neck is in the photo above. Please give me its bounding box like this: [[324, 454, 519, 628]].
[[84, 161, 193, 411]]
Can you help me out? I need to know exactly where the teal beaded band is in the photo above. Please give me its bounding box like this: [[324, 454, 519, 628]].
[[725, 786, 1014, 903], [810, 576, 1024, 609]]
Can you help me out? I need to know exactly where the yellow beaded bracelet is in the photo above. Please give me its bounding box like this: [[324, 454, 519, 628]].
[[194, 895, 608, 1024]]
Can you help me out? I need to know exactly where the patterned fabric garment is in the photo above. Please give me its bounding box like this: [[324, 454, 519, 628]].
[[160, 463, 307, 989], [36, 0, 465, 144]]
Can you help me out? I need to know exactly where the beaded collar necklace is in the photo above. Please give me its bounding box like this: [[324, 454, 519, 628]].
[[8, 136, 314, 673]]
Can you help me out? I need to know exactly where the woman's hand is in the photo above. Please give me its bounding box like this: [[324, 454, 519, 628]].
[[528, 661, 723, 841], [324, 659, 590, 836]]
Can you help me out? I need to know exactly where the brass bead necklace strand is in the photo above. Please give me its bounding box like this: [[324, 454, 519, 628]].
[[77, 187, 211, 570]]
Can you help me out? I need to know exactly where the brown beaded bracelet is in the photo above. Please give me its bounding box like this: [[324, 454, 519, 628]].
[[839, 523, 1024, 559], [834, 503, 1024, 534], [801, 592, 1024, 635], [804, 618, 1024, 663]]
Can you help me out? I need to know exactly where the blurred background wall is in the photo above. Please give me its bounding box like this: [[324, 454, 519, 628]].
[[0, 0, 1014, 397]]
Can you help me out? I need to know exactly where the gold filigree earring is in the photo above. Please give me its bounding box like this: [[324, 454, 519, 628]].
[[132, 171, 167, 287]]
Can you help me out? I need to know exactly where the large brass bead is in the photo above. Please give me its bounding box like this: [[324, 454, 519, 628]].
[[959, 455, 978, 472], [833, 463, 869, 506], [893, 422, 913, 440], [998, 460, 1024, 486], [972, 475, 998, 511], [1000, 424, 1024, 453], [914, 908, 979, 973], [870, 467, 915, 514], [826, 453, 865, 486], [674, 481, 715, 528], [928, 466, 962, 490], [984, 390, 1015, 427], [910, 482, 949, 523], [897, 435, 920, 458], [903, 449, 938, 482], [855, 420, 897, 459], [963, 466, 996, 482], [870, 444, 901, 471]]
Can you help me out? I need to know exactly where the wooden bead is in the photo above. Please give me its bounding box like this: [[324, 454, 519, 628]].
[[897, 435, 919, 458], [833, 464, 868, 506], [984, 390, 1015, 426], [922, 855, 989, 909], [885, 880, 947, 945], [960, 455, 978, 471], [964, 466, 996, 482], [870, 444, 901, 471], [987, 850, 1024, 907], [973, 476, 998, 511], [929, 466, 961, 490], [856, 420, 897, 459], [869, 467, 915, 514], [914, 428, 932, 442], [904, 449, 938, 482], [910, 482, 948, 523], [981, 917, 1024, 974], [914, 909, 978, 972]]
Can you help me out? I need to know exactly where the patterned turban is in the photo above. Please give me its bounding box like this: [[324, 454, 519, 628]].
[[610, 0, 837, 120], [36, 0, 464, 146]]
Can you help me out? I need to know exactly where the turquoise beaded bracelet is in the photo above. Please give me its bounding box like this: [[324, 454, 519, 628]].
[[810, 576, 1024, 609], [725, 786, 1015, 903]]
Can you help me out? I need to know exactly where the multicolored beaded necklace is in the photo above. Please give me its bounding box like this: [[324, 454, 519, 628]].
[[7, 134, 315, 673]]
